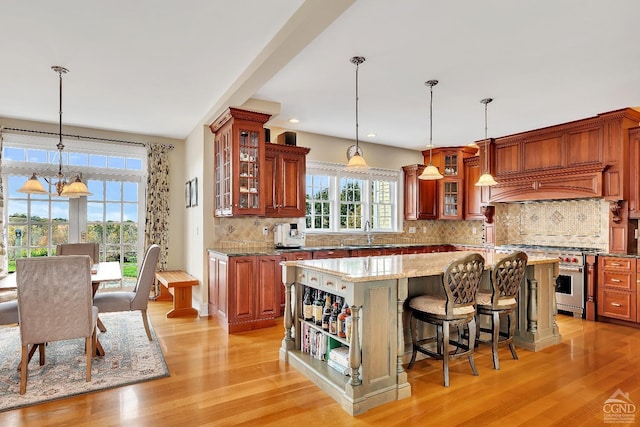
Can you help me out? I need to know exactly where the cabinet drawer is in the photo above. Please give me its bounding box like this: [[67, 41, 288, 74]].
[[600, 257, 633, 270], [599, 290, 637, 321], [322, 275, 339, 292], [600, 270, 634, 290], [321, 275, 348, 294], [298, 270, 321, 287]]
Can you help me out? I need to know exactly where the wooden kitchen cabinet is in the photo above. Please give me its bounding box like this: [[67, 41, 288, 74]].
[[208, 252, 278, 333], [210, 108, 271, 217], [402, 164, 438, 220], [312, 249, 350, 259], [597, 256, 637, 323], [264, 144, 310, 217], [419, 147, 476, 220], [629, 127, 640, 218], [463, 155, 488, 220]]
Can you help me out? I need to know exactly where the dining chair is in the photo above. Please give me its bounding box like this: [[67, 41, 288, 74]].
[[56, 242, 100, 265], [0, 300, 19, 325], [92, 244, 160, 341], [16, 255, 98, 394], [476, 251, 528, 370], [406, 252, 485, 387]]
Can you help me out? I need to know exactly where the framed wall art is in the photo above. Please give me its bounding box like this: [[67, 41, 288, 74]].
[[185, 181, 191, 208], [190, 178, 198, 207]]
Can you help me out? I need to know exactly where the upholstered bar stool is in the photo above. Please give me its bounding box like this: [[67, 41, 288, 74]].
[[407, 253, 485, 387], [476, 251, 528, 370]]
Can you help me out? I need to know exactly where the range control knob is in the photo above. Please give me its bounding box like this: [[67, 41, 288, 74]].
[[572, 257, 578, 263], [564, 257, 570, 262]]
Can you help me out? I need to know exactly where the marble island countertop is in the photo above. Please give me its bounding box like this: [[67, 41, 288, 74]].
[[283, 251, 559, 283]]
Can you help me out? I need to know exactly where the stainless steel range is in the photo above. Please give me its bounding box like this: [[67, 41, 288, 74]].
[[496, 245, 599, 318]]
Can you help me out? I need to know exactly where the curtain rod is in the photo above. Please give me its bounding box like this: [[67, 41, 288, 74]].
[[1, 126, 174, 150]]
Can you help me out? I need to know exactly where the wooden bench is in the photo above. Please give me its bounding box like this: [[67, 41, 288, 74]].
[[154, 270, 199, 318]]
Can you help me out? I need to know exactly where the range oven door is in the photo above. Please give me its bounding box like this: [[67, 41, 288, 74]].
[[555, 264, 585, 317]]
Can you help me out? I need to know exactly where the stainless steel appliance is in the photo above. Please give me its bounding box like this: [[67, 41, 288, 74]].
[[496, 245, 597, 318], [274, 222, 306, 248]]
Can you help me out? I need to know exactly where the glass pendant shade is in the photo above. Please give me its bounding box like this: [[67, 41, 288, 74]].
[[475, 172, 498, 186], [61, 175, 92, 198], [17, 173, 49, 194], [419, 164, 444, 180], [346, 152, 369, 169]]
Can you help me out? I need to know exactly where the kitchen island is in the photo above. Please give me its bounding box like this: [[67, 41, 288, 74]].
[[279, 251, 559, 415]]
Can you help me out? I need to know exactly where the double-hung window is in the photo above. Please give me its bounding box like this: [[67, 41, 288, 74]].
[[305, 161, 400, 233]]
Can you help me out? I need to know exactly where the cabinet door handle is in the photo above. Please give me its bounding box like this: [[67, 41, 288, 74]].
[[610, 278, 622, 283], [610, 262, 622, 266], [310, 277, 318, 282], [611, 302, 622, 307], [325, 281, 333, 287]]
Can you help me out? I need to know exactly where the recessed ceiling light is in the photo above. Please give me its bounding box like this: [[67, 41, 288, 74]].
[[366, 132, 376, 138], [288, 118, 299, 123]]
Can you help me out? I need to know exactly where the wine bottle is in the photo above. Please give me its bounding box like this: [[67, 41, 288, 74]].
[[329, 302, 339, 335], [322, 294, 332, 331], [302, 287, 313, 321], [313, 290, 324, 326], [337, 299, 348, 338]]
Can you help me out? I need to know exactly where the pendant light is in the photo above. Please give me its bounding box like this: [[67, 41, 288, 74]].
[[345, 56, 369, 170], [17, 66, 92, 197], [419, 80, 443, 180], [475, 97, 498, 187]]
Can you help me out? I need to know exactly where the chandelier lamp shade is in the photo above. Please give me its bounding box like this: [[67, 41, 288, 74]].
[[17, 66, 92, 198], [345, 56, 369, 170], [475, 97, 498, 187], [419, 80, 444, 180]]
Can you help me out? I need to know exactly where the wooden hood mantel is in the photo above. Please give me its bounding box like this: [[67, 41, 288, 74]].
[[485, 108, 640, 203], [488, 164, 608, 202]]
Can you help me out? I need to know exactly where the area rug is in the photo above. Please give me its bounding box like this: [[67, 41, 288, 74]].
[[0, 311, 169, 412]]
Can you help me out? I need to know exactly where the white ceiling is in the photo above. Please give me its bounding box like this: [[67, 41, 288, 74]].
[[2, 0, 639, 151]]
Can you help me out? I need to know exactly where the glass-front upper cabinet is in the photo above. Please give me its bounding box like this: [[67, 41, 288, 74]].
[[210, 108, 271, 217]]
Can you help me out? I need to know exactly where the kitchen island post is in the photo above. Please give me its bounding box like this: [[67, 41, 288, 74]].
[[279, 252, 559, 415]]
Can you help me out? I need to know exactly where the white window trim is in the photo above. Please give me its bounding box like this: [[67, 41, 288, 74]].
[[306, 160, 402, 234], [2, 132, 148, 261]]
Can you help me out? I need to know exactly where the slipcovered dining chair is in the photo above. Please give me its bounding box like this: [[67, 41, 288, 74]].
[[92, 244, 160, 341], [407, 252, 485, 387], [56, 242, 100, 265], [16, 255, 98, 394], [476, 251, 528, 370], [0, 300, 19, 325]]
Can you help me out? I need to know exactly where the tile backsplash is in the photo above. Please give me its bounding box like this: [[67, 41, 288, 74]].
[[494, 198, 608, 250], [213, 217, 484, 248], [212, 198, 609, 250]]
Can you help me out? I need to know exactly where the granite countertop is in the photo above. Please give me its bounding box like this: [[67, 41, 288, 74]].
[[283, 251, 558, 283], [207, 243, 463, 257]]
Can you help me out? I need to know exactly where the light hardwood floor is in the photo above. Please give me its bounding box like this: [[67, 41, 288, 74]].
[[1, 301, 639, 426]]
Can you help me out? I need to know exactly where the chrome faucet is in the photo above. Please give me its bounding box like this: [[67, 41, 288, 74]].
[[363, 220, 374, 245]]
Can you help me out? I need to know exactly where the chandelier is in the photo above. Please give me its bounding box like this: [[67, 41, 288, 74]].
[[345, 56, 369, 170], [17, 66, 92, 198]]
